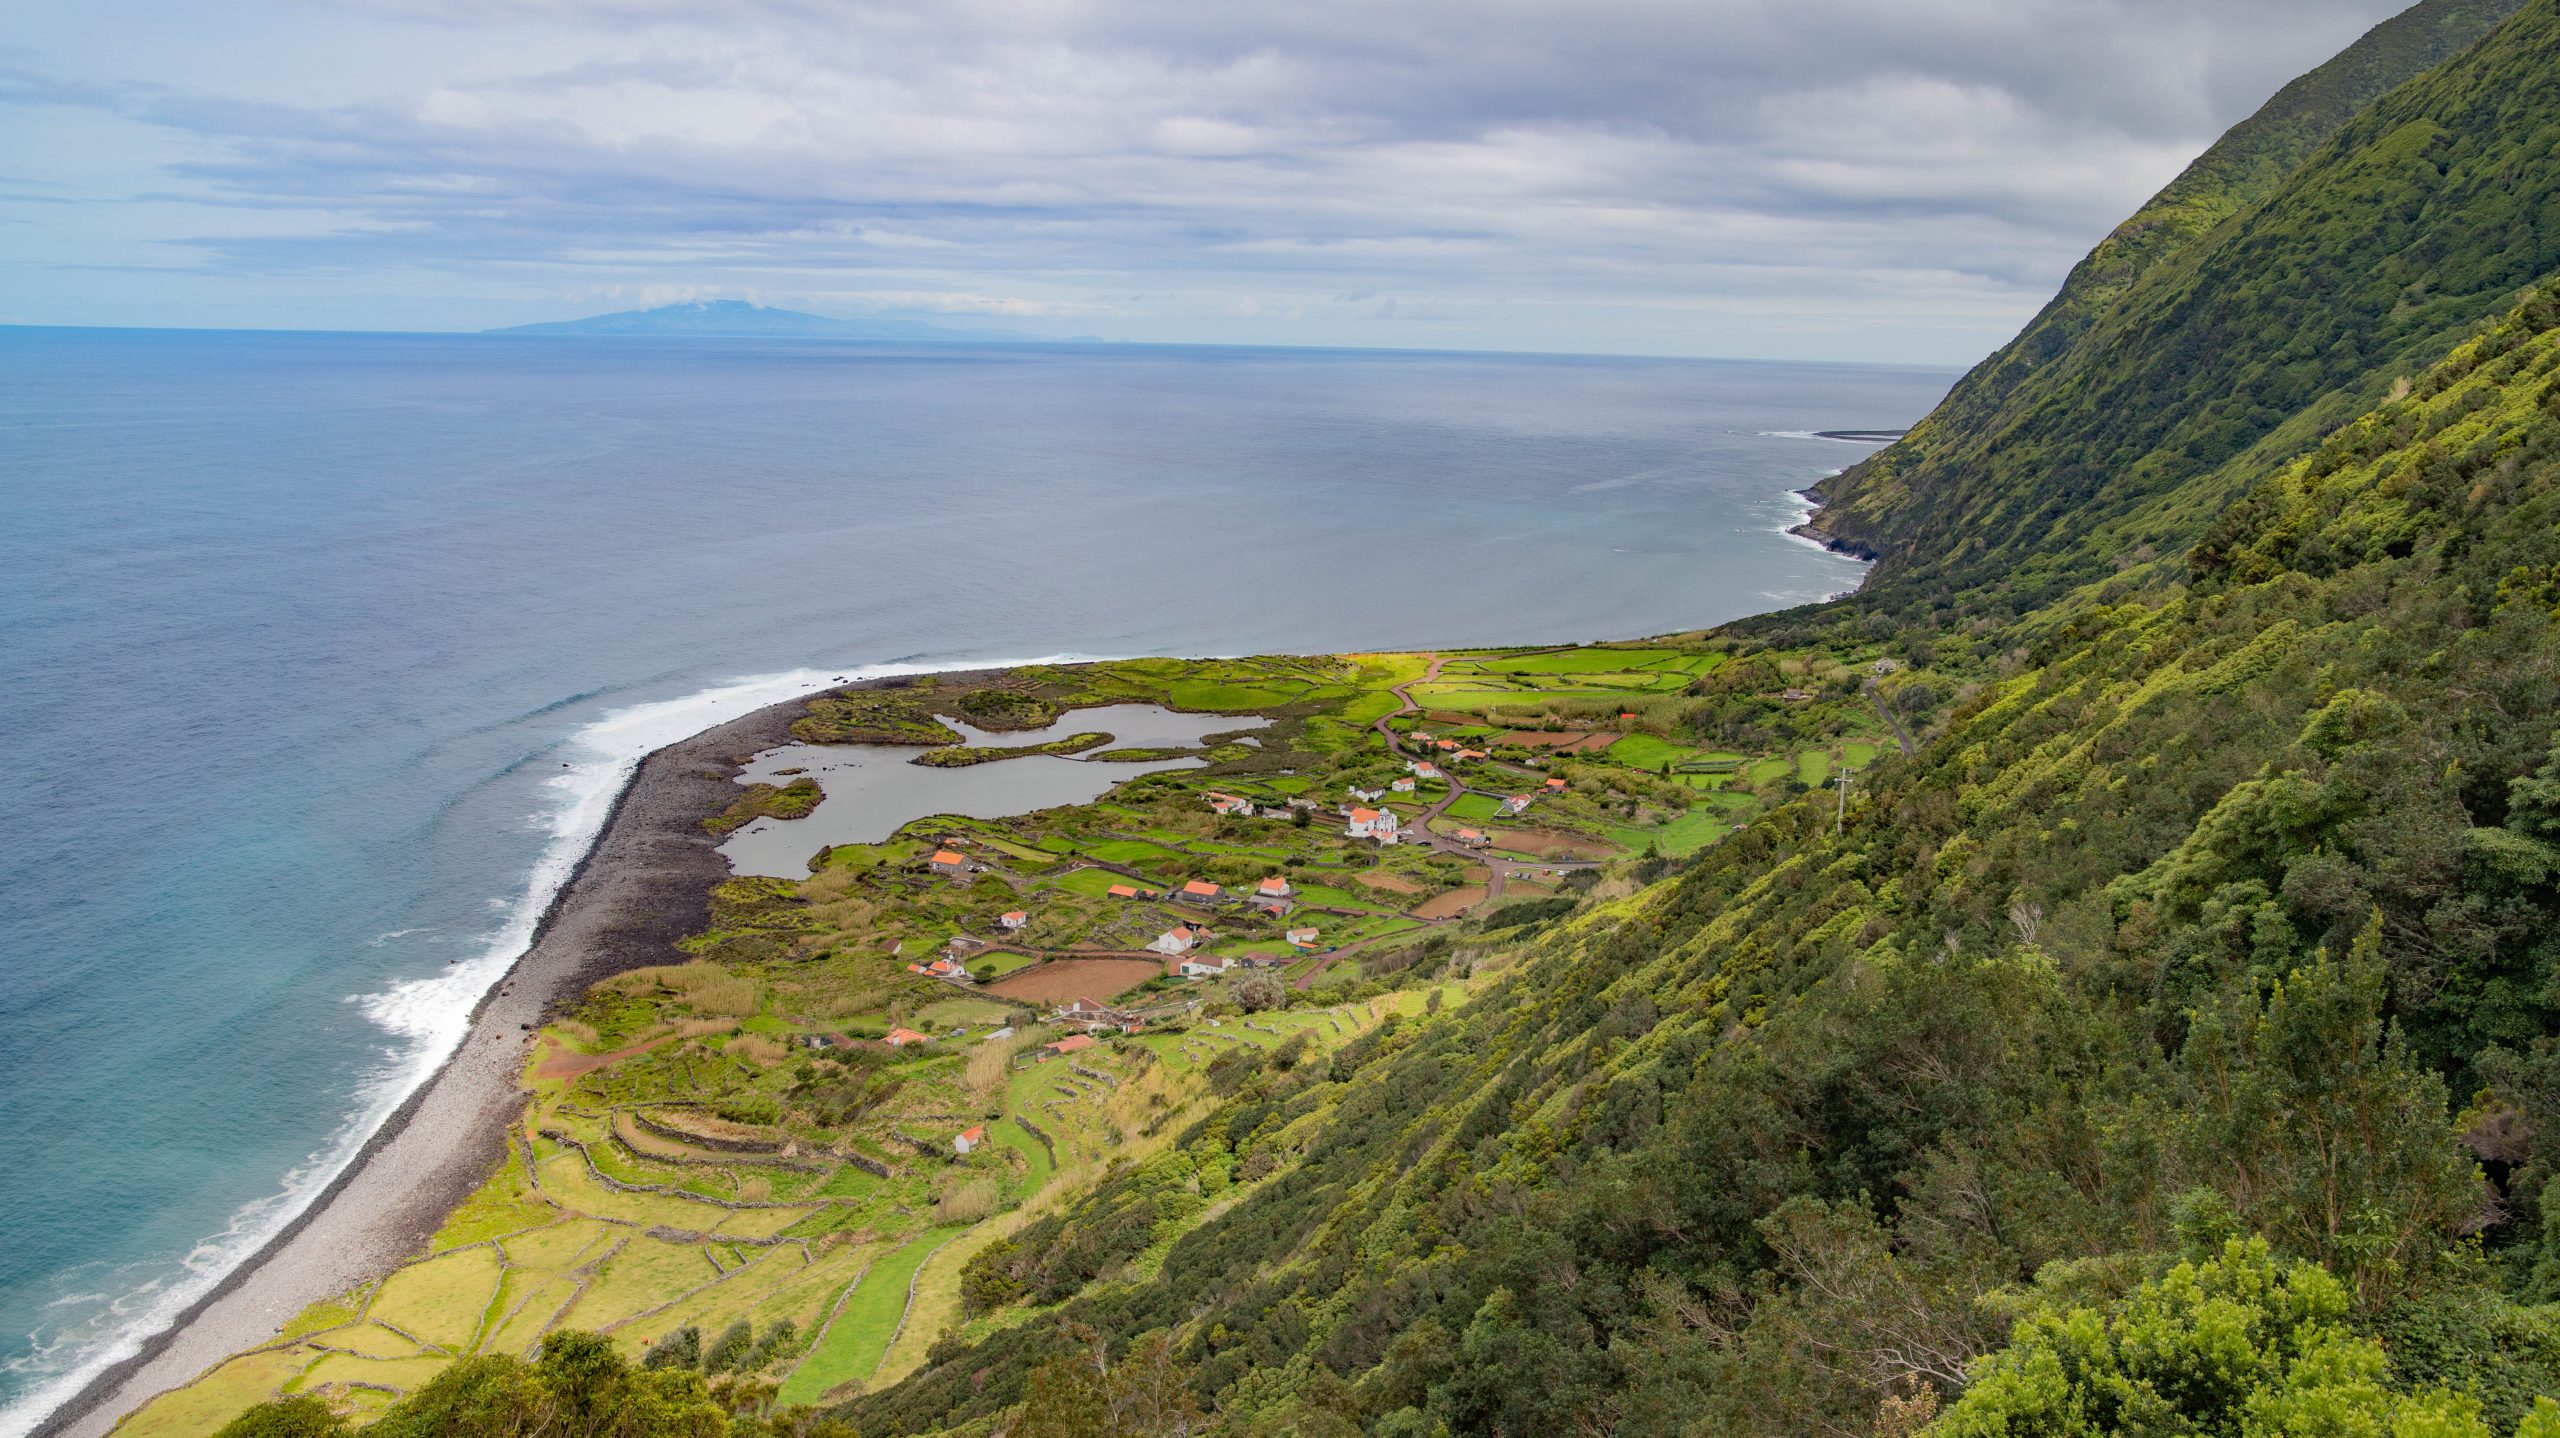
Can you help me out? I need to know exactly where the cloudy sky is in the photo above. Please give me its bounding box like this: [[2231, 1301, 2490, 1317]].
[[1, 0, 2413, 361]]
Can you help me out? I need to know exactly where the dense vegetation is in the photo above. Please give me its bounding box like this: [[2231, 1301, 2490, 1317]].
[[845, 6, 2560, 1435], [1805, 0, 2557, 618], [211, 3, 2560, 1434]]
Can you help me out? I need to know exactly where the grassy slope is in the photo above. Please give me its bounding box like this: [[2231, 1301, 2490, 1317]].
[[1803, 0, 2542, 611]]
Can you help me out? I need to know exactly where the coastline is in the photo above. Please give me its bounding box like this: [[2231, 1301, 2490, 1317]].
[[31, 668, 1013, 1438], [27, 453, 1899, 1438]]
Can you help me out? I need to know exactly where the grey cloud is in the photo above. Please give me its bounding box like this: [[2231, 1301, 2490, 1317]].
[[0, 0, 2418, 356]]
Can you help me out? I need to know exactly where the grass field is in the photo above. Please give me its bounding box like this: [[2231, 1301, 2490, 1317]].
[[1604, 734, 1697, 770], [778, 1228, 962, 1403], [1444, 793, 1505, 821], [1453, 648, 1680, 674], [1602, 805, 1732, 857]]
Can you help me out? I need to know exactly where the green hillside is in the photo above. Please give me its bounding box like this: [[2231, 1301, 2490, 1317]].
[[204, 5, 2560, 1437], [841, 8, 2560, 1438], [1804, 0, 2553, 616]]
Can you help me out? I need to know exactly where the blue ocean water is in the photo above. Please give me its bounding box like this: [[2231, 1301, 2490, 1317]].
[[0, 326, 1952, 1430]]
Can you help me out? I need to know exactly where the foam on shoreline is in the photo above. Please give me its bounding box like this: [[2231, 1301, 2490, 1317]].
[[4, 657, 1075, 1438]]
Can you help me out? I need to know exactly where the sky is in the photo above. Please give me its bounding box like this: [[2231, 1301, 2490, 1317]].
[[0, 0, 2420, 362]]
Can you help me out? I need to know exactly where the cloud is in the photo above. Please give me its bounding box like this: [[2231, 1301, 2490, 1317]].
[[0, 0, 2418, 357]]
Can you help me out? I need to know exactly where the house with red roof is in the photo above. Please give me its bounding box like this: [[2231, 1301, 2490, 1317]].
[[1544, 777, 1568, 792], [1207, 792, 1256, 817], [1106, 883, 1144, 900], [953, 1124, 986, 1155], [885, 1027, 932, 1047], [1043, 1034, 1097, 1058], [928, 849, 970, 877], [1453, 827, 1490, 848], [998, 909, 1029, 931]]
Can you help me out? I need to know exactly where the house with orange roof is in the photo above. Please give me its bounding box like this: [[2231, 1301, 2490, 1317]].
[[1148, 921, 1211, 956], [998, 909, 1029, 931], [1175, 879, 1224, 906], [884, 1027, 932, 1047], [1456, 748, 1487, 762], [1207, 792, 1255, 817], [1453, 827, 1491, 848], [1345, 806, 1400, 843], [953, 1124, 986, 1155], [1410, 761, 1441, 779], [1286, 927, 1322, 950], [907, 957, 970, 981], [1544, 777, 1567, 792], [928, 849, 970, 877], [1179, 954, 1234, 979], [1106, 883, 1144, 900], [1043, 1034, 1097, 1059], [1256, 875, 1294, 899], [1499, 794, 1533, 816], [1389, 776, 1415, 793]]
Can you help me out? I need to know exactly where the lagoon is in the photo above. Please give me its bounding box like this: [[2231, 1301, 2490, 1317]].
[[718, 704, 1272, 877]]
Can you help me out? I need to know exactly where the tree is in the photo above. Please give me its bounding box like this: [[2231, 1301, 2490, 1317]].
[[1232, 971, 1285, 1013], [213, 1395, 348, 1438], [1929, 1239, 2533, 1438], [1013, 1329, 1203, 1438]]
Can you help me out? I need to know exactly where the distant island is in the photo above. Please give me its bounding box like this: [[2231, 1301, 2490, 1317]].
[[487, 298, 1056, 343]]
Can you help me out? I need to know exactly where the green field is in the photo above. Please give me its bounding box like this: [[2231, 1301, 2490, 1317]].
[[1454, 648, 1680, 674], [1081, 839, 1182, 865], [1604, 734, 1697, 770], [779, 1229, 963, 1404], [1443, 793, 1505, 821], [1602, 805, 1732, 857]]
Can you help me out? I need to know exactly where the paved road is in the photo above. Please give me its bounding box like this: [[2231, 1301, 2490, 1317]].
[[1863, 677, 1917, 756]]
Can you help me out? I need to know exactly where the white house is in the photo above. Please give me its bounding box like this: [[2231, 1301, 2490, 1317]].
[[1208, 792, 1255, 817], [997, 909, 1029, 931], [1287, 928, 1322, 950], [1345, 807, 1400, 843], [1348, 785, 1385, 802], [1389, 777, 1416, 793], [1499, 794, 1533, 817], [954, 1124, 986, 1155], [1256, 875, 1295, 900], [1148, 923, 1208, 956], [1180, 955, 1235, 979]]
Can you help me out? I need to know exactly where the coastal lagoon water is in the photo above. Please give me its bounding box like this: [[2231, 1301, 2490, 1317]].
[[0, 325, 1951, 1432], [719, 705, 1269, 878]]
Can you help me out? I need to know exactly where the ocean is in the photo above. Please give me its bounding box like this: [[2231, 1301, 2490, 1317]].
[[0, 326, 1953, 1431]]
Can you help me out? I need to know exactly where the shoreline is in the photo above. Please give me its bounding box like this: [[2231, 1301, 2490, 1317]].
[[28, 456, 1900, 1438], [31, 667, 1017, 1438]]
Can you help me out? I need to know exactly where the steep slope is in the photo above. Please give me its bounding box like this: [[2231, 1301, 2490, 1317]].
[[1804, 0, 2555, 615], [849, 10, 2560, 1437]]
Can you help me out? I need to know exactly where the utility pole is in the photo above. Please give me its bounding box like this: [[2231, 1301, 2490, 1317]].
[[1834, 749, 1850, 831]]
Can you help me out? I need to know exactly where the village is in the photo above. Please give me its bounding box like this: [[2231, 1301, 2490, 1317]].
[[108, 641, 1917, 1435]]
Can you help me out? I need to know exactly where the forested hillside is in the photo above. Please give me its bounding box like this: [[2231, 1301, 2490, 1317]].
[[1803, 0, 2556, 618], [845, 5, 2560, 1436]]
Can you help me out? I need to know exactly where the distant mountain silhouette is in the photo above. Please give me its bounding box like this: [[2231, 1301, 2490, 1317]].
[[487, 298, 1049, 342]]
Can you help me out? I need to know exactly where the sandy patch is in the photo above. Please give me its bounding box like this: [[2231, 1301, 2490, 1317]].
[[985, 957, 1165, 1005], [1355, 871, 1423, 895], [1494, 730, 1619, 749], [1411, 887, 1485, 920]]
